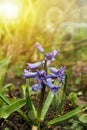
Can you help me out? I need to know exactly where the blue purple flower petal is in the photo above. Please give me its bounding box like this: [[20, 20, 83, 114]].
[[35, 42, 45, 53], [45, 78, 60, 94], [35, 70, 47, 83], [45, 50, 59, 61], [49, 67, 58, 73], [51, 86, 60, 95], [23, 43, 65, 94], [32, 83, 42, 92], [23, 69, 38, 78], [27, 62, 43, 69], [49, 67, 66, 83]]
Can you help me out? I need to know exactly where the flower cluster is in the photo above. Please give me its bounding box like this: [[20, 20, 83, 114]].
[[23, 43, 65, 94]]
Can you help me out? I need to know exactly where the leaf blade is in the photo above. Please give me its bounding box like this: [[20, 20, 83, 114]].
[[0, 99, 26, 119], [40, 91, 54, 121], [25, 79, 37, 120], [0, 57, 11, 69], [48, 104, 87, 126]]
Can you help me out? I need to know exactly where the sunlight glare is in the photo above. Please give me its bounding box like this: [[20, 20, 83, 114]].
[[0, 2, 20, 20]]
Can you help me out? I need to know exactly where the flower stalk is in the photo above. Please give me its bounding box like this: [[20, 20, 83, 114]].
[[37, 60, 47, 121], [57, 73, 67, 115], [23, 43, 66, 129]]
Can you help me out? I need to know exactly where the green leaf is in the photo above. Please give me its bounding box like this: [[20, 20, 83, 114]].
[[68, 92, 78, 107], [57, 73, 67, 115], [0, 57, 11, 89], [0, 99, 26, 119], [48, 104, 87, 126], [79, 114, 87, 123], [0, 94, 29, 122], [25, 79, 37, 120], [40, 91, 54, 121], [2, 83, 14, 94], [0, 94, 10, 104], [5, 128, 9, 130], [0, 57, 11, 69]]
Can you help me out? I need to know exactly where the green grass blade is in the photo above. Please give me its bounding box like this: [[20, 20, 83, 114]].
[[40, 91, 54, 121], [0, 57, 11, 69], [48, 104, 87, 126], [0, 94, 10, 104], [25, 79, 37, 120], [57, 73, 67, 115], [0, 99, 26, 119], [0, 94, 29, 122]]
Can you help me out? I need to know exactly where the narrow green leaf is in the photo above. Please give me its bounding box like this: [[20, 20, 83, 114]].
[[0, 94, 10, 104], [0, 57, 11, 89], [40, 91, 54, 121], [3, 83, 14, 93], [57, 74, 67, 115], [0, 94, 29, 122], [0, 57, 11, 69], [0, 99, 26, 119], [48, 104, 87, 126], [25, 79, 37, 120]]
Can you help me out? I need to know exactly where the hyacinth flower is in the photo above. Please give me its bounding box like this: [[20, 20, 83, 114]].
[[23, 43, 65, 94], [34, 42, 45, 54], [23, 42, 66, 129], [35, 42, 60, 65], [49, 66, 66, 83], [45, 49, 60, 61], [27, 62, 44, 70], [23, 69, 61, 94], [23, 69, 38, 78]]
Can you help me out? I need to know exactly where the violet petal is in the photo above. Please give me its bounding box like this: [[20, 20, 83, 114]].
[[23, 69, 38, 78], [32, 83, 42, 92], [27, 62, 43, 69], [35, 42, 44, 53]]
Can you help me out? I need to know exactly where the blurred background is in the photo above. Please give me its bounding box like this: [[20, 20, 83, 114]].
[[0, 0, 87, 95]]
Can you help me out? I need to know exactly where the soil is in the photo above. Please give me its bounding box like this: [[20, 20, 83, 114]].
[[0, 75, 87, 130]]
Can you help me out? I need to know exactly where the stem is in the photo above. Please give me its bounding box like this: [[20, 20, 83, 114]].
[[32, 125, 38, 130], [37, 85, 45, 120], [37, 60, 47, 121], [57, 73, 67, 115]]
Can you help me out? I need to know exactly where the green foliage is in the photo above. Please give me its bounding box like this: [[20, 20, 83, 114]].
[[0, 43, 86, 130], [79, 114, 87, 123], [12, 61, 24, 77], [4, 128, 9, 130], [0, 57, 11, 85], [63, 119, 83, 130], [68, 92, 78, 107], [40, 91, 54, 121], [25, 79, 37, 120], [0, 59, 9, 69], [48, 104, 87, 126], [0, 98, 25, 118], [63, 115, 87, 130], [0, 57, 13, 107], [57, 74, 67, 115]]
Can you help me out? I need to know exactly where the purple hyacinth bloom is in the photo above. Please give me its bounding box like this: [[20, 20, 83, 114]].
[[23, 69, 38, 78], [49, 67, 66, 83], [35, 42, 45, 53], [45, 50, 60, 61], [45, 78, 60, 94], [35, 70, 47, 83], [32, 70, 47, 92], [32, 83, 42, 92], [49, 67, 59, 74], [27, 62, 43, 69]]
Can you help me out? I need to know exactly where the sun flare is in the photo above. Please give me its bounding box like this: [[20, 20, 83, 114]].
[[0, 1, 20, 20]]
